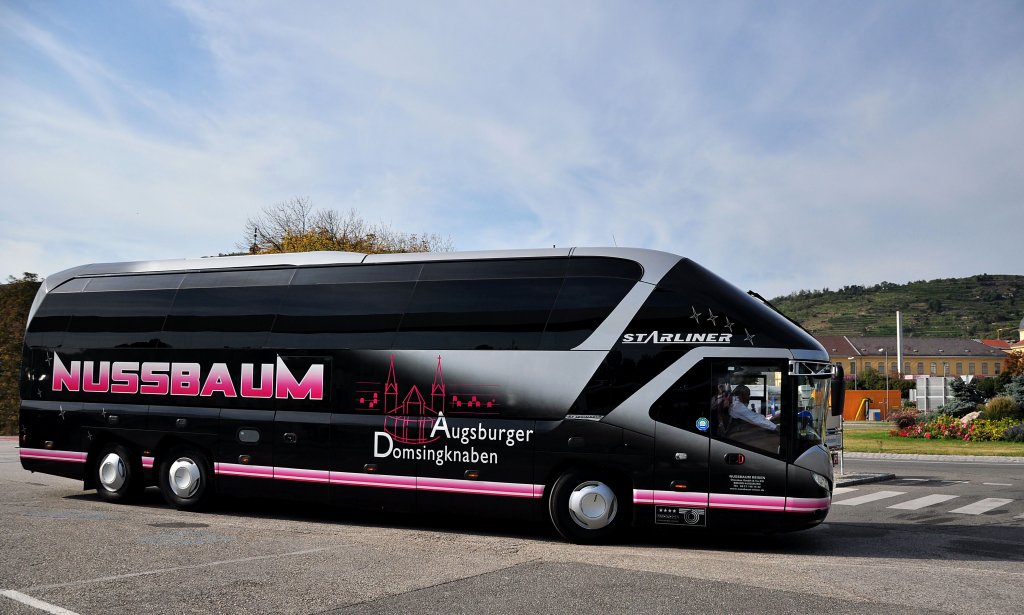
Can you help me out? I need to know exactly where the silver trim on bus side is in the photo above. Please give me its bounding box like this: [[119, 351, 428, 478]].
[[573, 282, 656, 351]]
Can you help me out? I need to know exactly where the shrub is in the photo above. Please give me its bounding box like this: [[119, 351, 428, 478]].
[[985, 396, 1023, 421], [969, 418, 1019, 441], [890, 417, 1020, 441], [888, 409, 920, 429], [1003, 424, 1024, 443]]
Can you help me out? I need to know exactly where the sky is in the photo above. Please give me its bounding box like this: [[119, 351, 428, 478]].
[[1, 0, 1023, 299]]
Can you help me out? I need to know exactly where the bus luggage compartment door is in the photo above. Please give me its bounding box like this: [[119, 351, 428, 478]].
[[652, 421, 710, 528]]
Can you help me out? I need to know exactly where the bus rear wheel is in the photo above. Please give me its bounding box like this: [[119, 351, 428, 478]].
[[94, 443, 142, 503], [548, 470, 627, 544], [158, 447, 213, 511]]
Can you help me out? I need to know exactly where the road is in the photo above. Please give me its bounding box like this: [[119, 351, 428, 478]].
[[1, 440, 1021, 615]]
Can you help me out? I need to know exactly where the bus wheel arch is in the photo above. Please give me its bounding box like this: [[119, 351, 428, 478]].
[[547, 466, 631, 544], [157, 444, 214, 511], [91, 442, 143, 502]]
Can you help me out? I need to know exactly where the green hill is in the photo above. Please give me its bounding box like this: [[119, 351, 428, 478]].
[[770, 275, 1024, 338]]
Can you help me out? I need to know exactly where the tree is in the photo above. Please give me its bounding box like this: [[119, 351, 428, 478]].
[[941, 377, 986, 417], [238, 198, 454, 255], [1005, 351, 1024, 377], [1004, 374, 1024, 409], [0, 273, 41, 434]]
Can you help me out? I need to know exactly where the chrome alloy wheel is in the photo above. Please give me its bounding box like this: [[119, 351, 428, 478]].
[[97, 452, 127, 492], [567, 480, 618, 530], [168, 457, 201, 498]]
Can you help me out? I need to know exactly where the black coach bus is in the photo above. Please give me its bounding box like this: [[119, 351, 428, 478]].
[[19, 248, 842, 543]]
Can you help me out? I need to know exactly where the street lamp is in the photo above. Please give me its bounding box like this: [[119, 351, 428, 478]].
[[879, 347, 889, 417]]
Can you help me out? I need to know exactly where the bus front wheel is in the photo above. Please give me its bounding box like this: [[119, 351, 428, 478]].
[[158, 447, 213, 511], [94, 443, 142, 503], [548, 470, 627, 544]]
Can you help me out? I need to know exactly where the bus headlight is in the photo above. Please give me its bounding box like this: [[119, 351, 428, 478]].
[[812, 472, 830, 492]]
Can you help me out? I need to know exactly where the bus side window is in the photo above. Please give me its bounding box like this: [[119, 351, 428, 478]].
[[711, 363, 784, 457], [651, 360, 712, 434]]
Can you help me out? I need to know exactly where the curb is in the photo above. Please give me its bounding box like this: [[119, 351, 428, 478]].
[[843, 452, 1024, 463], [835, 473, 895, 487]]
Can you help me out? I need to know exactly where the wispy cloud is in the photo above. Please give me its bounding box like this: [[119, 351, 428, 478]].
[[1, 1, 1022, 297]]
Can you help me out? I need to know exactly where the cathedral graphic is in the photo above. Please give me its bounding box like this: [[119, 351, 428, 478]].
[[356, 354, 499, 445]]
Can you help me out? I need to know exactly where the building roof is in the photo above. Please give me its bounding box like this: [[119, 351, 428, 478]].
[[814, 336, 1006, 358], [980, 339, 1012, 350], [813, 336, 861, 356]]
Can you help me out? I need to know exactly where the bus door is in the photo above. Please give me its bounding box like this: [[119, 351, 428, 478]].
[[708, 361, 788, 529], [651, 360, 711, 528], [272, 356, 332, 502]]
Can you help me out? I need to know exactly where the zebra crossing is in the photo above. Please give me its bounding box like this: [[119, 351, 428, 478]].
[[831, 486, 1021, 518]]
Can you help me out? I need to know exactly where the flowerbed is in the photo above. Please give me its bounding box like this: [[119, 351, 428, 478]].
[[890, 415, 1022, 441]]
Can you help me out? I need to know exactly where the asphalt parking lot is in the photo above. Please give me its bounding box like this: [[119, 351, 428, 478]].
[[2, 439, 1022, 615]]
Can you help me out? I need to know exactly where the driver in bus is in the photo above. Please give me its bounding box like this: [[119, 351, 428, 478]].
[[728, 385, 778, 432]]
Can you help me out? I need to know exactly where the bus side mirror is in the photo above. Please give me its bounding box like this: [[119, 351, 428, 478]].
[[831, 363, 845, 417]]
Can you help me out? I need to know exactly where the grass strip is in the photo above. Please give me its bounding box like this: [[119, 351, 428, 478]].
[[842, 428, 1024, 456]]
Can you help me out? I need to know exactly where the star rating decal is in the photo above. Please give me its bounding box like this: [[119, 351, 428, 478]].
[[676, 306, 752, 347]]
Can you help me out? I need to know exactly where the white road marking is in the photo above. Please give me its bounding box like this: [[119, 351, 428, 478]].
[[902, 478, 928, 481], [887, 494, 959, 510], [1, 590, 81, 615], [24, 547, 329, 591], [949, 498, 1013, 515], [833, 490, 906, 506], [982, 483, 1012, 487], [832, 487, 859, 495]]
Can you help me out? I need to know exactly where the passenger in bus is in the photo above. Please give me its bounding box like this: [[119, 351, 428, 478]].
[[727, 385, 778, 432]]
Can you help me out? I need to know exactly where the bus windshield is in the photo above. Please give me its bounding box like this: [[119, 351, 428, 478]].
[[791, 361, 833, 459]]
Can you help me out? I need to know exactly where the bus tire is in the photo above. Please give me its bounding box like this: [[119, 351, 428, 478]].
[[548, 470, 627, 544], [94, 443, 142, 503], [158, 446, 213, 511]]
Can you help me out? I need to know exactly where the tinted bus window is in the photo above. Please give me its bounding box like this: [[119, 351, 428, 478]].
[[64, 289, 177, 348], [162, 269, 293, 349], [566, 257, 643, 280], [292, 264, 421, 285], [418, 258, 567, 281], [540, 277, 637, 349], [85, 273, 184, 291], [25, 295, 72, 348], [396, 278, 562, 350], [271, 281, 416, 349]]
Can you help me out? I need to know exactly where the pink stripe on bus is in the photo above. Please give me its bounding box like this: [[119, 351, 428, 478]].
[[329, 471, 417, 490], [638, 490, 710, 507], [19, 448, 87, 463], [709, 493, 787, 512], [416, 477, 544, 498], [785, 497, 831, 512], [273, 467, 331, 484], [214, 462, 275, 480]]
